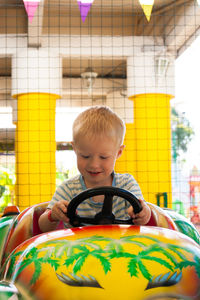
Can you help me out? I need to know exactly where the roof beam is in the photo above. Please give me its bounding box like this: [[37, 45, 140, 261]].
[[165, 2, 200, 55], [27, 0, 44, 48]]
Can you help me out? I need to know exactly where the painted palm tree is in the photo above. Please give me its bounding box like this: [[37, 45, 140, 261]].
[[4, 234, 200, 287]]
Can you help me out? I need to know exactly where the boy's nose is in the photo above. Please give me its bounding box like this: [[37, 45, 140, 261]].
[[89, 157, 100, 168]]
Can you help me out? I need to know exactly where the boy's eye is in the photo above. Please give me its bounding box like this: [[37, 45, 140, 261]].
[[81, 155, 89, 159], [100, 156, 108, 160]]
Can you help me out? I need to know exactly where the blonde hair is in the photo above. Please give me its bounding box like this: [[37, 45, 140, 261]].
[[73, 106, 125, 146]]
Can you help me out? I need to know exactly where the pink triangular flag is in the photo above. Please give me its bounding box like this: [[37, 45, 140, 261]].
[[23, 0, 40, 23], [77, 0, 94, 23]]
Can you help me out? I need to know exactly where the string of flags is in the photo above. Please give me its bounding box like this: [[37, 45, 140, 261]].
[[23, 0, 200, 24]]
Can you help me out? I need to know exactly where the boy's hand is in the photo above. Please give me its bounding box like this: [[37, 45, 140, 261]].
[[50, 200, 70, 223], [127, 200, 151, 225]]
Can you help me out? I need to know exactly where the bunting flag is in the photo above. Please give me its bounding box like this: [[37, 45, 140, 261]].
[[139, 0, 154, 22], [77, 0, 94, 23], [23, 0, 40, 23]]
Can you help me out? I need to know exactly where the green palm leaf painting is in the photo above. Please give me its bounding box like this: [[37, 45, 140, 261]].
[[5, 234, 200, 287]]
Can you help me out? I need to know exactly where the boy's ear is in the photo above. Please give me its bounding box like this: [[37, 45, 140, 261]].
[[117, 145, 125, 158], [71, 141, 75, 151]]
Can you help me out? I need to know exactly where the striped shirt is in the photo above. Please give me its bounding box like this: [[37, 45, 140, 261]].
[[48, 172, 144, 227]]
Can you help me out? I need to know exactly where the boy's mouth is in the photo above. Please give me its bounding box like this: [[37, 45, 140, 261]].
[[88, 171, 101, 176]]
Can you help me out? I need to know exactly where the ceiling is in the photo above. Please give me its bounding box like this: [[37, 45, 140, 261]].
[[0, 0, 192, 36], [0, 0, 198, 79], [0, 0, 187, 13], [63, 58, 126, 78]]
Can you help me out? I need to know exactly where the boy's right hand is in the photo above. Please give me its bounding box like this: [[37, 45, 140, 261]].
[[50, 200, 70, 223]]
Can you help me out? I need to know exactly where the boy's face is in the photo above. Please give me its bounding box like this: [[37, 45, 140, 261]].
[[72, 136, 124, 188]]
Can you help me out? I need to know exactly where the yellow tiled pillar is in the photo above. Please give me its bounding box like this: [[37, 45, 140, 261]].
[[14, 93, 57, 209], [12, 49, 61, 210], [129, 93, 173, 206], [115, 52, 175, 207]]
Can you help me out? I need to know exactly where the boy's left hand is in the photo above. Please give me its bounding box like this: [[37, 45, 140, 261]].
[[127, 200, 151, 225]]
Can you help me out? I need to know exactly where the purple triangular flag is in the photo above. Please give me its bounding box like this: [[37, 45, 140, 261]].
[[77, 1, 94, 23], [23, 0, 40, 23]]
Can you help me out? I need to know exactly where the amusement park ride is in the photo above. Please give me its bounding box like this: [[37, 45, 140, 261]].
[[1, 1, 200, 299], [0, 186, 199, 300]]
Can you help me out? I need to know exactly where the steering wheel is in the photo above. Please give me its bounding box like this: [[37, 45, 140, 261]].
[[67, 186, 142, 227]]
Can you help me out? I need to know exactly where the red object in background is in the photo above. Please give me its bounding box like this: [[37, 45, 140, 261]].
[[191, 206, 200, 224], [189, 169, 200, 232]]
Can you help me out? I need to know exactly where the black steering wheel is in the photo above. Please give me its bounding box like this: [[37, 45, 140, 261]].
[[67, 186, 142, 227]]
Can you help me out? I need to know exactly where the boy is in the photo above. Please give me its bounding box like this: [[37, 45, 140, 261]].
[[39, 106, 151, 232]]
